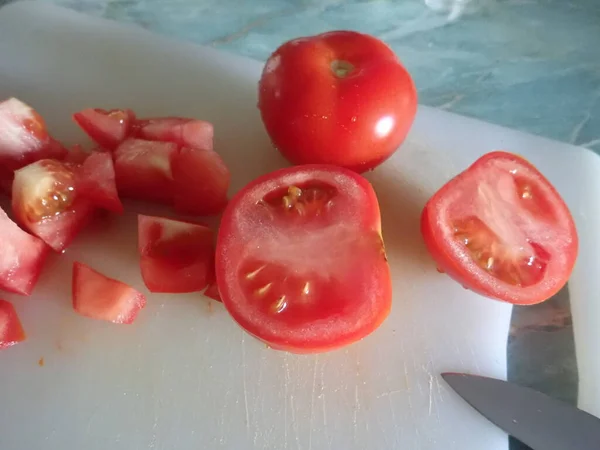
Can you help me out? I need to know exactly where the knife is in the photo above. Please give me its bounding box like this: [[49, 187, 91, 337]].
[[442, 373, 600, 450]]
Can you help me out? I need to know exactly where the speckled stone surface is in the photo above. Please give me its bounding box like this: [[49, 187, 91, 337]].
[[7, 0, 595, 428]]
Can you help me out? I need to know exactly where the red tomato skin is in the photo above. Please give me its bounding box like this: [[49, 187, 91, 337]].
[[171, 147, 230, 216], [0, 300, 26, 349], [258, 31, 417, 173], [0, 207, 49, 295], [73, 108, 135, 150], [72, 262, 146, 324], [421, 151, 578, 305], [138, 214, 215, 293], [216, 164, 391, 354]]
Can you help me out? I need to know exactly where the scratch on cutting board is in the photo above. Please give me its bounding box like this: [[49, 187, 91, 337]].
[[468, 343, 482, 373], [428, 374, 433, 416], [241, 335, 250, 434], [308, 355, 318, 450]]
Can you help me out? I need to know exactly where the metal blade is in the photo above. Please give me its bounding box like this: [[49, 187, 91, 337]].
[[442, 373, 600, 450]]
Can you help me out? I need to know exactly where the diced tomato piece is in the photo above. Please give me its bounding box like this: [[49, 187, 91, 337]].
[[172, 147, 230, 216], [77, 152, 123, 213], [114, 139, 177, 204], [0, 300, 26, 349], [12, 160, 94, 252], [133, 117, 213, 151], [72, 262, 146, 324], [73, 108, 135, 150], [204, 282, 221, 302], [0, 206, 49, 295], [138, 214, 214, 293], [0, 98, 67, 170]]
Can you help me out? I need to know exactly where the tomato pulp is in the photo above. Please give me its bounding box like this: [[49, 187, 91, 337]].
[[421, 151, 578, 305], [215, 165, 392, 353], [258, 31, 417, 173]]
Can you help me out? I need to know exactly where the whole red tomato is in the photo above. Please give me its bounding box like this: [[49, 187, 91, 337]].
[[258, 31, 418, 173]]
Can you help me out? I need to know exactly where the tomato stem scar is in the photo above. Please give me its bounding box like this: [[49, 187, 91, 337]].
[[330, 60, 354, 78]]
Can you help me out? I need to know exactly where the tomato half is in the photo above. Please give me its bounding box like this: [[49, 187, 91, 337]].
[[421, 151, 578, 305], [72, 262, 146, 324], [138, 214, 214, 293], [0, 299, 26, 349], [216, 165, 391, 353], [12, 160, 95, 252], [258, 31, 417, 173], [0, 206, 49, 295]]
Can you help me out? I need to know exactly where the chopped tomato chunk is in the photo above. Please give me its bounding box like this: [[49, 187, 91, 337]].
[[171, 147, 230, 216], [114, 139, 178, 204], [138, 214, 214, 293], [77, 152, 123, 213], [73, 108, 135, 150], [72, 262, 146, 324], [12, 159, 94, 252], [0, 206, 49, 295], [0, 300, 26, 349], [133, 117, 214, 151]]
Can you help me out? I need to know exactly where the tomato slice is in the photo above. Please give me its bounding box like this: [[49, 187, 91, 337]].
[[133, 117, 214, 151], [72, 262, 146, 324], [0, 206, 49, 295], [12, 159, 94, 252], [171, 147, 230, 216], [216, 165, 391, 353], [77, 152, 123, 213], [421, 151, 578, 305], [73, 108, 135, 150], [114, 138, 177, 204], [138, 214, 214, 293], [0, 299, 26, 349], [0, 97, 67, 171]]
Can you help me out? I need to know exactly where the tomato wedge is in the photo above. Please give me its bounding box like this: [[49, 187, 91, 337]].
[[0, 206, 49, 295], [12, 159, 95, 252], [138, 214, 214, 293], [114, 138, 178, 204], [77, 151, 123, 213], [203, 283, 221, 302], [216, 165, 391, 353], [133, 117, 214, 151], [72, 262, 146, 324], [73, 108, 135, 150], [421, 151, 578, 305], [171, 147, 230, 216], [0, 300, 26, 349]]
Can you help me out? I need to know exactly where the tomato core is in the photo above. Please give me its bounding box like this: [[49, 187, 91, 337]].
[[330, 60, 354, 78]]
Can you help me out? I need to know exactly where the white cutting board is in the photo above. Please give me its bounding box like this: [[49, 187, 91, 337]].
[[0, 3, 597, 450]]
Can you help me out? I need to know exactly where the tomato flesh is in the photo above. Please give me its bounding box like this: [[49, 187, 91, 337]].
[[72, 262, 146, 324], [114, 138, 178, 204], [258, 31, 417, 172], [0, 206, 49, 295], [133, 117, 214, 151], [138, 214, 215, 293], [12, 159, 95, 252], [171, 147, 230, 216], [73, 108, 135, 150], [216, 165, 391, 353], [421, 151, 578, 305], [0, 300, 26, 349]]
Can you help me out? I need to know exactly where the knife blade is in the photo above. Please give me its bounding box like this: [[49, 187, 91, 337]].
[[442, 373, 600, 450]]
